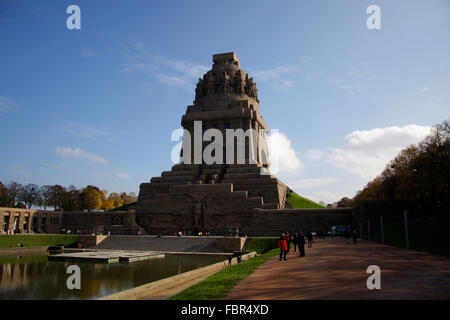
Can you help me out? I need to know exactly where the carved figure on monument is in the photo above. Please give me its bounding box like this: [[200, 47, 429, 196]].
[[236, 71, 244, 96], [195, 78, 203, 102], [246, 78, 254, 98], [223, 74, 230, 95], [191, 199, 202, 226], [252, 82, 258, 101], [206, 74, 214, 95]]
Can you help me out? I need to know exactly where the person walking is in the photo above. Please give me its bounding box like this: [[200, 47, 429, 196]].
[[293, 231, 300, 253], [307, 231, 313, 248], [278, 234, 288, 261], [352, 229, 358, 244], [298, 232, 305, 257], [285, 232, 292, 254]]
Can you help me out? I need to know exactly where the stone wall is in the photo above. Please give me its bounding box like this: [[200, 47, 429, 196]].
[[1, 206, 353, 237], [239, 208, 353, 236], [0, 207, 61, 234], [137, 201, 353, 236], [0, 208, 143, 235], [61, 211, 144, 235]]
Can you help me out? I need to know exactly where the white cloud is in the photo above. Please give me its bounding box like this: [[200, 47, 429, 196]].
[[165, 59, 209, 78], [121, 44, 208, 90], [288, 178, 337, 190], [10, 164, 31, 178], [267, 131, 303, 174], [273, 79, 296, 91], [41, 163, 61, 169], [56, 146, 108, 164], [155, 73, 189, 88], [328, 78, 363, 95], [308, 191, 346, 205], [0, 96, 18, 114], [327, 124, 432, 179], [305, 149, 325, 161], [116, 173, 130, 179], [57, 122, 114, 140], [252, 66, 297, 81], [420, 86, 431, 93]]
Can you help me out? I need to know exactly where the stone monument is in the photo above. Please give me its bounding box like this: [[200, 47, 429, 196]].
[[135, 52, 289, 235]]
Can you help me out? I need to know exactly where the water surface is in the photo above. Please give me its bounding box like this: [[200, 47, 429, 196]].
[[0, 254, 225, 299]]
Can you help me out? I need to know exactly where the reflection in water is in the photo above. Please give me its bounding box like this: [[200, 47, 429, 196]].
[[0, 254, 225, 300]]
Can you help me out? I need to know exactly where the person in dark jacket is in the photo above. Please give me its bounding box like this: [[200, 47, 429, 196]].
[[298, 232, 306, 257], [278, 234, 288, 261], [306, 231, 313, 248], [352, 229, 358, 245]]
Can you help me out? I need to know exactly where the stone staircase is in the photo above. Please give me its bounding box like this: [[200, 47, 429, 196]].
[[91, 235, 225, 253]]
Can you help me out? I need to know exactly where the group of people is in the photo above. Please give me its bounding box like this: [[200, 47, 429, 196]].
[[277, 231, 314, 261]]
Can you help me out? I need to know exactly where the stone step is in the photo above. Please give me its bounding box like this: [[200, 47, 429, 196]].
[[92, 235, 225, 253], [226, 166, 265, 173], [261, 203, 278, 209], [161, 170, 199, 177], [221, 177, 278, 185], [160, 176, 196, 183], [223, 172, 273, 179], [201, 169, 223, 174]]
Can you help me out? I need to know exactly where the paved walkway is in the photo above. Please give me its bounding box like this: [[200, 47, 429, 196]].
[[226, 239, 450, 299]]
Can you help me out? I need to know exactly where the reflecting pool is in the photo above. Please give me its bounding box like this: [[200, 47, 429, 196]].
[[0, 254, 226, 299]]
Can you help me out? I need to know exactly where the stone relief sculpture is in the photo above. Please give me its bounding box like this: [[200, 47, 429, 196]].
[[193, 59, 258, 102]]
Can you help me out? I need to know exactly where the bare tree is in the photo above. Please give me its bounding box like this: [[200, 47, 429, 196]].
[[7, 181, 22, 207], [39, 185, 52, 210], [18, 184, 39, 209]]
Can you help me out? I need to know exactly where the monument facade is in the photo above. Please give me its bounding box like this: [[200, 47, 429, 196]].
[[136, 53, 290, 235]]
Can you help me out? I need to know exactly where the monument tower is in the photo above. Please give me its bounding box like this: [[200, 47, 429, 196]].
[[135, 52, 289, 235]]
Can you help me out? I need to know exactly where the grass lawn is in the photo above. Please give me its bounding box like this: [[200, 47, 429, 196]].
[[285, 192, 325, 209], [0, 234, 79, 248], [169, 237, 279, 300]]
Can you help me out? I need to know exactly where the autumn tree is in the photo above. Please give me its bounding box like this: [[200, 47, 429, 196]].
[[120, 192, 137, 205], [62, 185, 81, 211], [48, 185, 67, 211], [337, 197, 353, 208], [80, 185, 103, 211], [18, 183, 40, 209], [353, 119, 450, 211]]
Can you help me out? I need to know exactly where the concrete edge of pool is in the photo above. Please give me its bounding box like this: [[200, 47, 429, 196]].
[[48, 250, 166, 263], [97, 251, 258, 300]]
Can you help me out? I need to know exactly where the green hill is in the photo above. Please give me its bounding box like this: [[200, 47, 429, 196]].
[[285, 191, 325, 209]]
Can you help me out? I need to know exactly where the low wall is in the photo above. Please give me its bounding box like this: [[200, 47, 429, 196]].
[[0, 246, 49, 256], [98, 251, 257, 300], [136, 207, 354, 236], [77, 235, 109, 248], [216, 237, 247, 251], [61, 211, 143, 235], [239, 207, 353, 236]]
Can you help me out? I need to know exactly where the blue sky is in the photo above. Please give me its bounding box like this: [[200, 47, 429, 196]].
[[1, 0, 449, 204]]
